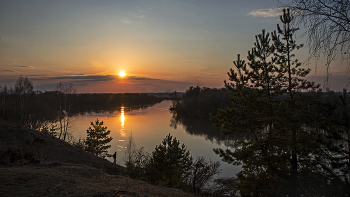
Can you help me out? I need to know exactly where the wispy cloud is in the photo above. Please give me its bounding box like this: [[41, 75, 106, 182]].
[[125, 77, 192, 92], [248, 7, 284, 18], [27, 74, 192, 92], [29, 74, 188, 85], [14, 65, 34, 68], [120, 18, 132, 24], [29, 74, 52, 77], [0, 73, 205, 93], [33, 74, 117, 83], [135, 15, 146, 19], [65, 74, 88, 76], [54, 70, 73, 74], [6, 64, 34, 69], [3, 70, 15, 72]]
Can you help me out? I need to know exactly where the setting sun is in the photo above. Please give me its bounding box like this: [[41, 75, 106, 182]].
[[119, 71, 126, 77]]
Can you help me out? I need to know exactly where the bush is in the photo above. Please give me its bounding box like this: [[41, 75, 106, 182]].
[[189, 156, 221, 194], [146, 134, 193, 189], [85, 119, 112, 158], [125, 134, 225, 194]]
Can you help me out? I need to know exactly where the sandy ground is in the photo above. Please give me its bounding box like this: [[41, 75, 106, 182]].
[[0, 122, 193, 197]]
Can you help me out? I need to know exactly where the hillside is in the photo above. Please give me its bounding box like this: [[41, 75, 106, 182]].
[[0, 122, 194, 197]]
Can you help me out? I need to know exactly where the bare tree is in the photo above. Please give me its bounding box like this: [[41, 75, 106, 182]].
[[287, 0, 350, 61], [124, 133, 152, 179], [189, 157, 221, 194], [125, 132, 137, 164], [14, 75, 33, 123], [283, 0, 350, 89], [56, 82, 76, 141]]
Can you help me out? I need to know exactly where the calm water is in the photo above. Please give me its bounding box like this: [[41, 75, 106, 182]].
[[71, 100, 240, 178]]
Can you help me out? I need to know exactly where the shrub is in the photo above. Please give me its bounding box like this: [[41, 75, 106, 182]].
[[85, 119, 112, 158]]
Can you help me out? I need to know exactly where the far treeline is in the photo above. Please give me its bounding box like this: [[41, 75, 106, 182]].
[[170, 86, 234, 119], [171, 9, 350, 197], [0, 77, 164, 130]]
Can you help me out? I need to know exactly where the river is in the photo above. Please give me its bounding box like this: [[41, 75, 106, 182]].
[[70, 100, 241, 178]]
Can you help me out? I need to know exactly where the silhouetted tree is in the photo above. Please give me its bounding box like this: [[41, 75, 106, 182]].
[[14, 75, 33, 124], [125, 132, 137, 165], [56, 82, 76, 141], [211, 9, 328, 196], [147, 134, 193, 188], [189, 156, 221, 194], [285, 0, 350, 65], [124, 133, 151, 179], [85, 119, 113, 158], [283, 0, 350, 90]]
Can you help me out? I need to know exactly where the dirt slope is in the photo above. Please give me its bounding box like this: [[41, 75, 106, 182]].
[[0, 123, 193, 197]]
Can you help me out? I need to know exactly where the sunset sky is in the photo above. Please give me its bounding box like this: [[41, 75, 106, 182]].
[[0, 0, 349, 93]]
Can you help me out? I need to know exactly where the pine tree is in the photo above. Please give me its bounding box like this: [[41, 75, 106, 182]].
[[147, 134, 193, 188], [211, 9, 326, 196], [85, 119, 113, 158], [212, 29, 285, 196]]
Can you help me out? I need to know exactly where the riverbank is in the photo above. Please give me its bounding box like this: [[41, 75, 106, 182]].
[[0, 121, 193, 197]]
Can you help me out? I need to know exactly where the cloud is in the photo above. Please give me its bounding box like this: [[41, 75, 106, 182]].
[[14, 65, 34, 68], [0, 73, 195, 93], [1, 64, 34, 72], [35, 74, 118, 83], [7, 64, 34, 68], [124, 78, 193, 93], [29, 74, 188, 85], [135, 15, 146, 19], [248, 7, 284, 18], [65, 73, 89, 76], [128, 76, 160, 81], [29, 74, 51, 77], [120, 19, 132, 24]]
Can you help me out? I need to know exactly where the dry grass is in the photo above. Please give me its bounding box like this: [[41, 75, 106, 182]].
[[0, 164, 193, 197], [0, 123, 194, 197]]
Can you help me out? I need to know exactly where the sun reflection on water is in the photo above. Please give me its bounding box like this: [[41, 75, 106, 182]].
[[120, 106, 126, 137]]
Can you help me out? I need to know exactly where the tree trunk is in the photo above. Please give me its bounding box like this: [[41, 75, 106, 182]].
[[285, 17, 298, 197], [3, 86, 7, 120], [290, 126, 298, 197]]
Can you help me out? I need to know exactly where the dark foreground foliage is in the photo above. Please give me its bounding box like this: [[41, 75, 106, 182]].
[[210, 9, 350, 197], [169, 9, 350, 197], [125, 134, 234, 196]]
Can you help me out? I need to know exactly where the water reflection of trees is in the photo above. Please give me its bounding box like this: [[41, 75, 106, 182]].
[[0, 86, 163, 143], [168, 86, 251, 148], [170, 114, 252, 149], [0, 85, 164, 127]]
